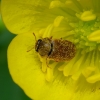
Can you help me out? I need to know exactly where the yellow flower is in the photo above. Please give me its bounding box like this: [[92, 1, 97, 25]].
[[1, 0, 100, 100]]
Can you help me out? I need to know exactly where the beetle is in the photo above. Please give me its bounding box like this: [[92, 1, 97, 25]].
[[34, 34, 76, 62]]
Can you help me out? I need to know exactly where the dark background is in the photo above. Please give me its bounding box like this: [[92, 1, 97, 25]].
[[0, 3, 31, 100]]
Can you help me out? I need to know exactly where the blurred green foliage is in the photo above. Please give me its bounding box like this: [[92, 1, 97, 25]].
[[0, 15, 31, 99]]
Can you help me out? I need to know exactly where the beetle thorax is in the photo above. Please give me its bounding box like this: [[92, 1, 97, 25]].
[[35, 38, 52, 57]]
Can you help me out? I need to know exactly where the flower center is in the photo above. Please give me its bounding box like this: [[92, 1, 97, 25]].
[[35, 0, 100, 83], [39, 15, 100, 83], [73, 19, 100, 53]]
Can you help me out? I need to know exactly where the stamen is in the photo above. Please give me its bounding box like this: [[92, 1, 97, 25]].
[[42, 24, 54, 38], [45, 67, 54, 82], [80, 10, 96, 21], [69, 53, 85, 76], [58, 63, 66, 71], [87, 74, 100, 83], [65, 0, 81, 13], [53, 16, 64, 27], [71, 0, 83, 11], [45, 63, 56, 81], [82, 67, 95, 78], [49, 1, 64, 9], [63, 51, 80, 77], [71, 71, 81, 80], [87, 30, 100, 42], [38, 55, 47, 72]]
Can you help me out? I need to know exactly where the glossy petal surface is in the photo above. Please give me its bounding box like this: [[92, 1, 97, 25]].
[[8, 33, 100, 100]]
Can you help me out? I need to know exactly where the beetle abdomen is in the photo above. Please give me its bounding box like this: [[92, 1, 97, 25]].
[[48, 39, 76, 62]]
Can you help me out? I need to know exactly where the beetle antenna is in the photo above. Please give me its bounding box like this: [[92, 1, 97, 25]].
[[27, 33, 36, 52], [33, 33, 37, 41], [27, 47, 34, 52]]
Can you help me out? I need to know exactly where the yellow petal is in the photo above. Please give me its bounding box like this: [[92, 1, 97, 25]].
[[8, 32, 73, 100], [1, 0, 34, 34], [7, 32, 45, 99], [1, 0, 52, 34], [7, 32, 100, 100]]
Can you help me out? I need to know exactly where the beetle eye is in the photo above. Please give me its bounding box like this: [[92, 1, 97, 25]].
[[38, 39, 42, 43], [35, 39, 42, 52]]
